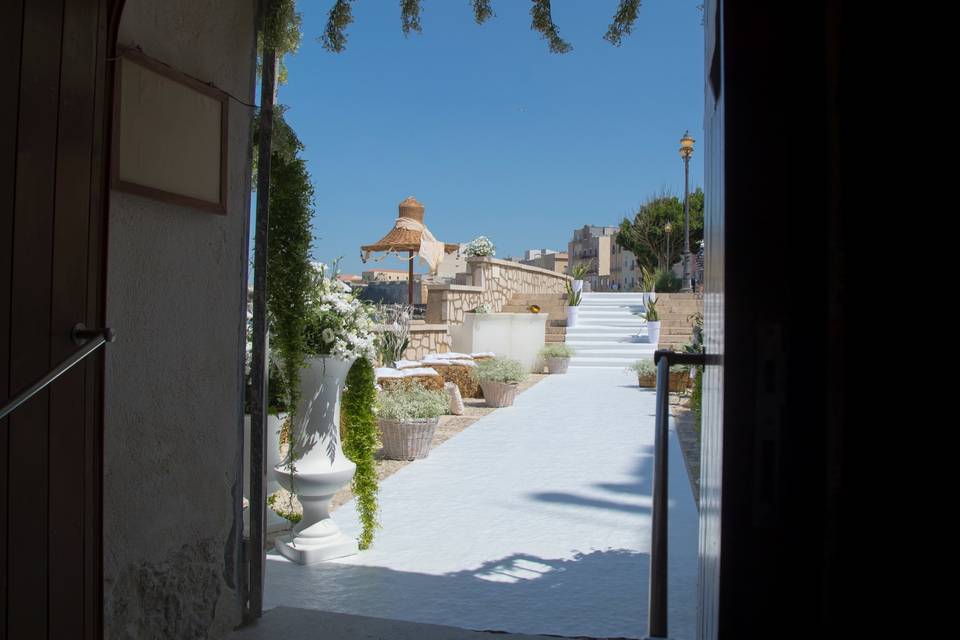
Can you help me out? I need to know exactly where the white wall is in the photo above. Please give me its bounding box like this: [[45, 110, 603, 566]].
[[103, 2, 257, 638]]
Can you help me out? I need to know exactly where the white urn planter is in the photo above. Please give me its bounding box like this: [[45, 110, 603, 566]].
[[567, 305, 579, 328], [273, 355, 358, 564], [646, 321, 662, 345]]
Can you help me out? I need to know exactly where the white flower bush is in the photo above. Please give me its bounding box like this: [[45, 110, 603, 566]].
[[304, 262, 377, 361], [465, 236, 496, 257]]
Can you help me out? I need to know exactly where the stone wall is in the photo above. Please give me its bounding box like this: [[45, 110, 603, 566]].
[[426, 257, 570, 325], [404, 324, 453, 360]]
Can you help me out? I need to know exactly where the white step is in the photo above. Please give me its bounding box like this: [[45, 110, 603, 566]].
[[566, 342, 656, 353], [568, 356, 649, 367], [564, 333, 648, 343]]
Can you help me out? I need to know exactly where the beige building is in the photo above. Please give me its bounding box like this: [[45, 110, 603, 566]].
[[610, 242, 641, 291], [520, 249, 568, 274], [362, 268, 408, 282], [567, 225, 640, 291], [568, 225, 616, 290]]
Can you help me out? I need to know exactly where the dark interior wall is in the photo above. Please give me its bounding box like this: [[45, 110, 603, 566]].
[[700, 1, 856, 637]]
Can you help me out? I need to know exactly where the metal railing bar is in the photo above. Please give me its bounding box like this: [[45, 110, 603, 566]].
[[0, 327, 115, 422], [645, 349, 707, 640]]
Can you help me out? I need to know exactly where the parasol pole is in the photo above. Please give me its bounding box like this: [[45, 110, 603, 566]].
[[408, 250, 415, 305]]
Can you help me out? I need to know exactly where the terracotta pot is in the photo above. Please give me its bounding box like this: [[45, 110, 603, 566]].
[[479, 380, 519, 407], [637, 370, 690, 392]]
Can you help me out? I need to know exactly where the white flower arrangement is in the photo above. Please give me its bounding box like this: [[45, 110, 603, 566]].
[[465, 236, 496, 257], [473, 302, 492, 314], [304, 262, 377, 361]]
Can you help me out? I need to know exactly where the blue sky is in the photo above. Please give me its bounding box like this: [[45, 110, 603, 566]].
[[264, 0, 705, 276]]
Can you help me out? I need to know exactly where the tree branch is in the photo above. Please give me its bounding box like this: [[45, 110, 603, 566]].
[[322, 0, 355, 53], [401, 0, 423, 36], [604, 0, 642, 47], [472, 0, 495, 24], [530, 0, 572, 54]]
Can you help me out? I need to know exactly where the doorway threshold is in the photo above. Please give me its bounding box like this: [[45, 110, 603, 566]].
[[229, 607, 627, 640]]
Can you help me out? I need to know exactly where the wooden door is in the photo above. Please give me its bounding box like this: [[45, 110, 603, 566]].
[[1, 1, 119, 637]]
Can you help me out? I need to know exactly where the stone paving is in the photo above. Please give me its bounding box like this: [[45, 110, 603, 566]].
[[263, 367, 699, 639]]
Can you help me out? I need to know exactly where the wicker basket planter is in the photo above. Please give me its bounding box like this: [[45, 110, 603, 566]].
[[479, 381, 519, 407], [545, 357, 570, 374], [378, 417, 440, 460], [637, 370, 691, 392]]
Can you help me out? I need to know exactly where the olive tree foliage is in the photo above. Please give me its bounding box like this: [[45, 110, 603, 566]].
[[616, 188, 705, 273], [321, 0, 645, 54]]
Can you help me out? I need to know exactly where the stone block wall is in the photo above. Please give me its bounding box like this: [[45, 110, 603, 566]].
[[426, 257, 571, 325], [404, 324, 453, 360]]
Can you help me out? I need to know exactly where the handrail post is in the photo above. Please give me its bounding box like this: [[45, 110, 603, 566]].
[[646, 350, 671, 640]]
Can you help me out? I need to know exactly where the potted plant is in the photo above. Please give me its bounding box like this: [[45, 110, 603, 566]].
[[272, 262, 377, 565], [376, 383, 449, 460], [472, 357, 528, 407], [375, 303, 412, 367], [540, 343, 575, 374], [565, 280, 582, 328], [465, 236, 496, 257], [640, 266, 656, 306], [629, 360, 692, 393], [641, 292, 661, 345], [570, 260, 592, 294]]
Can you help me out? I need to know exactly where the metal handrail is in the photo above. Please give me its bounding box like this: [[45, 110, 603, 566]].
[[646, 349, 707, 640], [0, 326, 115, 421]]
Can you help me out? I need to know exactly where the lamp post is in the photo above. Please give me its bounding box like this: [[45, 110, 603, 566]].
[[664, 222, 673, 272], [679, 130, 695, 292]]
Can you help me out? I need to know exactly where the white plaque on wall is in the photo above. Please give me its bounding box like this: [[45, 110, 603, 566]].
[[113, 50, 228, 214]]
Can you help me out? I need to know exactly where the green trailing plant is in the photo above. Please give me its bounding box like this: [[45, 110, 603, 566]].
[[565, 280, 582, 306], [341, 358, 380, 550], [472, 358, 528, 385], [258, 0, 303, 85], [266, 149, 314, 416], [540, 343, 575, 359], [570, 260, 593, 281], [654, 268, 683, 293], [376, 384, 449, 422]]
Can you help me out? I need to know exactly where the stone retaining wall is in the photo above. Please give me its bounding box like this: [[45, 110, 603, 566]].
[[375, 323, 453, 361], [426, 257, 570, 325]]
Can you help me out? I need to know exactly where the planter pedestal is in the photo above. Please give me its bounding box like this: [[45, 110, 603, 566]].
[[273, 356, 358, 564]]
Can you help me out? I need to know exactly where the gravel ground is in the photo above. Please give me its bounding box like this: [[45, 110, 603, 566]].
[[266, 374, 547, 545]]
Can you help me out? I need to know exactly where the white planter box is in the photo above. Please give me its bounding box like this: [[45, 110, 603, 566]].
[[449, 312, 548, 373]]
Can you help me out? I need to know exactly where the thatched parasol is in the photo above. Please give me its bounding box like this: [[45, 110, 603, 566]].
[[361, 197, 459, 304]]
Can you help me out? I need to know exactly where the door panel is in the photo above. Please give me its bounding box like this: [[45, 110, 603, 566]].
[[1, 0, 114, 637]]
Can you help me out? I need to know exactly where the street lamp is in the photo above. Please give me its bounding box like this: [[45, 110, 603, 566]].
[[664, 222, 673, 272], [679, 130, 695, 292]]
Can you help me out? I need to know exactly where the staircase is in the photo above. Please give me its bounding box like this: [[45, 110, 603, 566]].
[[501, 293, 567, 344], [566, 292, 656, 368], [655, 293, 703, 351]]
